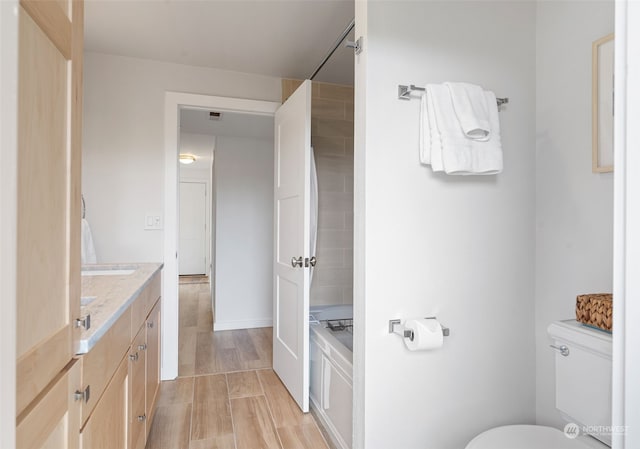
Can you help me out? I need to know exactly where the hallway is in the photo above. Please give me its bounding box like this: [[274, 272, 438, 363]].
[[177, 281, 272, 377], [146, 280, 330, 449]]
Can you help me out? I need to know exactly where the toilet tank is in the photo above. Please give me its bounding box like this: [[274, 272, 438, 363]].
[[547, 320, 612, 446]]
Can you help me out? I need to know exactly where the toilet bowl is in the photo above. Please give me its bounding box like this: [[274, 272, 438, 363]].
[[465, 320, 613, 449], [465, 425, 608, 449]]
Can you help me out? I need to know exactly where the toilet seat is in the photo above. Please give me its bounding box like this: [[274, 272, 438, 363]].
[[465, 425, 604, 449]]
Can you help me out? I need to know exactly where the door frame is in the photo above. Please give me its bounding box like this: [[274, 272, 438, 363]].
[[178, 179, 210, 276], [163, 92, 279, 380], [612, 2, 640, 447]]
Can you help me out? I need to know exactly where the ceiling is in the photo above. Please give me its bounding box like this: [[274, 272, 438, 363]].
[[179, 108, 274, 170], [180, 108, 274, 139], [84, 0, 355, 85]]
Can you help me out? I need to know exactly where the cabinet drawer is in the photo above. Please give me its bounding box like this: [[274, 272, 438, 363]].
[[129, 324, 147, 449], [78, 308, 131, 425], [131, 272, 161, 338], [17, 359, 81, 449], [80, 355, 128, 449]]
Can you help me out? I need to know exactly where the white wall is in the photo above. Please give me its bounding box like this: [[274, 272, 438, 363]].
[[535, 0, 614, 429], [355, 2, 537, 448], [214, 135, 274, 330], [82, 52, 281, 263]]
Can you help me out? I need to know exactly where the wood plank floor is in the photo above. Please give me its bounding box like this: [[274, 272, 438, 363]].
[[178, 283, 273, 377], [147, 282, 330, 449]]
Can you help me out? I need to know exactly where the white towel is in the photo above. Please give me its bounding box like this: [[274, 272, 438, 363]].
[[422, 85, 503, 175], [419, 86, 445, 172], [445, 82, 491, 141], [81, 218, 97, 264]]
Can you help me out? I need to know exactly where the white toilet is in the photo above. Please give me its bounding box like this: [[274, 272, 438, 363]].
[[466, 320, 613, 449]]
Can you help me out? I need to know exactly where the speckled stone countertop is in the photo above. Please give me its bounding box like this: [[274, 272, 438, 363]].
[[78, 263, 163, 354]]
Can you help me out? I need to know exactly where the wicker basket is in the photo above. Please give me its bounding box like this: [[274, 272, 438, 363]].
[[576, 293, 612, 332]]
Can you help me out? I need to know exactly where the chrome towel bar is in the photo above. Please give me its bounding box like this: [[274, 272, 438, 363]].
[[398, 84, 509, 106]]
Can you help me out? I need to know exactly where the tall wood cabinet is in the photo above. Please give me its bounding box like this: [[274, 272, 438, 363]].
[[15, 0, 84, 447], [14, 4, 164, 447]]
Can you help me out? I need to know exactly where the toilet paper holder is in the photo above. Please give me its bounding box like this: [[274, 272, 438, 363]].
[[389, 318, 450, 341]]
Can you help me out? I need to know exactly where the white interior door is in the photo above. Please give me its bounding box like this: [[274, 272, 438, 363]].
[[179, 181, 207, 275], [273, 80, 312, 412]]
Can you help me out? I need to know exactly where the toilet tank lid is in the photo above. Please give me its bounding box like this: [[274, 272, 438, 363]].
[[547, 320, 612, 357], [465, 425, 601, 449]]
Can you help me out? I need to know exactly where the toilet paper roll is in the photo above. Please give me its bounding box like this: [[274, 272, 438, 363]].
[[404, 318, 444, 351]]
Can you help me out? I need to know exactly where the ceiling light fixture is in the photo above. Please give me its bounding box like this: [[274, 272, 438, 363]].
[[179, 154, 196, 165]]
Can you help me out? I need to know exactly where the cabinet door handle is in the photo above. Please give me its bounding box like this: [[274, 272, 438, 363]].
[[147, 321, 154, 329], [138, 343, 147, 351], [129, 352, 139, 362], [137, 414, 146, 422], [74, 385, 90, 403], [549, 344, 570, 357], [75, 314, 91, 330]]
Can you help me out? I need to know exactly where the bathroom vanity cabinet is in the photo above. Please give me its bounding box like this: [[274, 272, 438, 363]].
[[78, 269, 162, 449], [16, 266, 162, 449]]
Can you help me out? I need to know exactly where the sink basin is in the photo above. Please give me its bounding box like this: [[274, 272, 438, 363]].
[[81, 269, 136, 276], [81, 296, 98, 306]]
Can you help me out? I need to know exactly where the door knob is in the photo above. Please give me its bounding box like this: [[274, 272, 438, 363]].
[[309, 256, 317, 267], [291, 256, 303, 268]]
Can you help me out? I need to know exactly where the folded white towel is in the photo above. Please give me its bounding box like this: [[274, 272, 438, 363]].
[[419, 89, 444, 171], [419, 92, 430, 165], [445, 82, 491, 141], [81, 218, 97, 264], [425, 85, 503, 175], [419, 85, 449, 171]]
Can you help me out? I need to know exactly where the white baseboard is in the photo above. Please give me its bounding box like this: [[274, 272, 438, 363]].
[[213, 318, 273, 331]]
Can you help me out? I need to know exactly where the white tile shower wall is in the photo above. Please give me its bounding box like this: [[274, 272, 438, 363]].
[[535, 0, 614, 429], [355, 2, 536, 448], [283, 80, 355, 306]]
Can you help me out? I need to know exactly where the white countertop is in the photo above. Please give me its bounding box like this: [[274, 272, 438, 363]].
[[78, 263, 163, 354]]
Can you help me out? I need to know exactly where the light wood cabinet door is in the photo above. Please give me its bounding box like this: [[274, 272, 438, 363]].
[[17, 360, 81, 449], [129, 326, 147, 449], [145, 299, 161, 436], [80, 355, 129, 449], [16, 0, 83, 418]]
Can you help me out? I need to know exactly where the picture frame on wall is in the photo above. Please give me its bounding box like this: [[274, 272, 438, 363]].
[[592, 33, 614, 173]]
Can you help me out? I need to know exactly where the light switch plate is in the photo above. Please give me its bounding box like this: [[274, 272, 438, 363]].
[[144, 215, 163, 230]]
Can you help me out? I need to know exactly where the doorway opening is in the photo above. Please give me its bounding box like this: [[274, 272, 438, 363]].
[[177, 107, 275, 376], [163, 93, 280, 380], [160, 92, 334, 449]]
